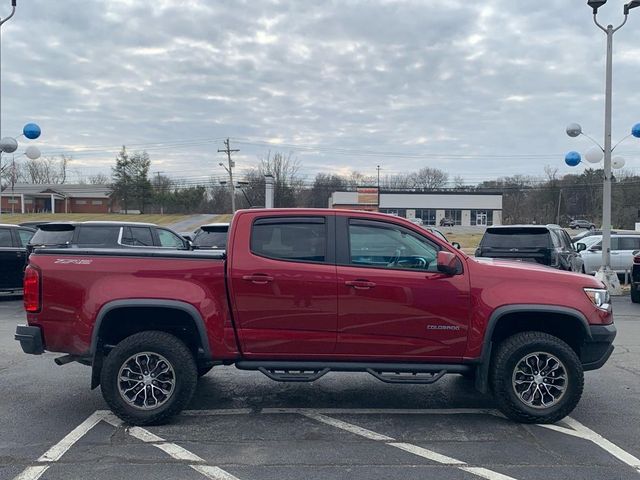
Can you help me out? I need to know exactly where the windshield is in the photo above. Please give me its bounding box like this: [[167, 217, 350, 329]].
[[30, 229, 74, 246], [481, 229, 550, 249], [194, 228, 228, 249]]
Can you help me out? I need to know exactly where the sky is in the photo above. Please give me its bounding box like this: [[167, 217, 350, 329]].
[[1, 0, 640, 187]]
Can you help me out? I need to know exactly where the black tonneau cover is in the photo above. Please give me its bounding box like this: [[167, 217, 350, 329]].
[[32, 247, 225, 260]]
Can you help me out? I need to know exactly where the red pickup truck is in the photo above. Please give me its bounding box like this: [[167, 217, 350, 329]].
[[15, 209, 616, 426]]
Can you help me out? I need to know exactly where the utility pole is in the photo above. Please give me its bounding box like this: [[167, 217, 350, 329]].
[[155, 171, 164, 215], [376, 165, 381, 209], [218, 138, 239, 213]]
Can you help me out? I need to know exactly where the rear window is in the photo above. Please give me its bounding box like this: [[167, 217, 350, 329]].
[[76, 226, 120, 246], [481, 228, 551, 249], [194, 228, 228, 249], [251, 218, 326, 262], [30, 228, 74, 246]]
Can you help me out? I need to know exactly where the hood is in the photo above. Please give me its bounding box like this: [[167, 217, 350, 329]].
[[471, 256, 604, 288]]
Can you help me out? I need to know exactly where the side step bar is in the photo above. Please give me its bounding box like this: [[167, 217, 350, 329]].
[[235, 361, 471, 385]]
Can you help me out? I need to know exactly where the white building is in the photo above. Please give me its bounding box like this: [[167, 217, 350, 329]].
[[329, 188, 503, 226]]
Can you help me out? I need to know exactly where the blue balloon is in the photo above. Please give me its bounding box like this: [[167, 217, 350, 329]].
[[23, 123, 41, 140], [565, 151, 581, 167], [632, 123, 640, 139]]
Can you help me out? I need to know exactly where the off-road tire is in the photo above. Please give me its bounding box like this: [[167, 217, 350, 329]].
[[101, 331, 197, 426], [491, 331, 583, 424], [631, 286, 640, 304]]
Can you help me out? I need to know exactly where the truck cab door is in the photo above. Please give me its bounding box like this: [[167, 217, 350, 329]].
[[228, 214, 337, 356], [335, 216, 470, 361]]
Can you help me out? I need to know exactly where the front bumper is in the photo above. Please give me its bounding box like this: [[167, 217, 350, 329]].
[[581, 323, 616, 371], [15, 325, 44, 355]]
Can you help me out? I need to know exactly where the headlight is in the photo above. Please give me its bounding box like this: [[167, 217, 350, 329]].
[[584, 288, 610, 309]]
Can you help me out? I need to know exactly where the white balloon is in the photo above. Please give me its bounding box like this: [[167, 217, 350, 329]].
[[612, 156, 626, 169], [585, 146, 604, 164], [0, 137, 18, 153], [25, 145, 41, 160]]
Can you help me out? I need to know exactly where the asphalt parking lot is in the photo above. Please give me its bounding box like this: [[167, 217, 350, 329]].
[[1, 297, 638, 480]]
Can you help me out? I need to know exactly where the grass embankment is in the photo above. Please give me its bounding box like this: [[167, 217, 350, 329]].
[[0, 213, 196, 227], [441, 231, 483, 254]]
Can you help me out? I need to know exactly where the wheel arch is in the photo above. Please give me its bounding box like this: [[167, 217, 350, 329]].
[[474, 304, 591, 393], [90, 299, 212, 389]]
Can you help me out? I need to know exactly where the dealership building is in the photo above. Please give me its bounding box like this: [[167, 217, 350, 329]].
[[330, 188, 503, 226]]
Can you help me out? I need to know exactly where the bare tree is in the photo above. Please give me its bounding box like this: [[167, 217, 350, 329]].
[[412, 167, 448, 190], [18, 155, 71, 184], [87, 173, 110, 185], [381, 173, 413, 190]]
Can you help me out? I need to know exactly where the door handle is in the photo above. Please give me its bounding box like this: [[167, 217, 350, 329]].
[[242, 274, 274, 284], [345, 280, 376, 290]]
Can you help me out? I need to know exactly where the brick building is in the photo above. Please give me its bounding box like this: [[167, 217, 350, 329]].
[[0, 184, 116, 214]]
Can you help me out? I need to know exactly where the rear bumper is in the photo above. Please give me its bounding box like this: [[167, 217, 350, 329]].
[[15, 325, 44, 355], [581, 323, 616, 371]]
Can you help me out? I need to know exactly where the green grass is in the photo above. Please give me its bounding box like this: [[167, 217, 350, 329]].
[[0, 213, 197, 227]]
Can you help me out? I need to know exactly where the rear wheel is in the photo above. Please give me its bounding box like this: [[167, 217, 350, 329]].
[[100, 331, 197, 425], [491, 331, 583, 424]]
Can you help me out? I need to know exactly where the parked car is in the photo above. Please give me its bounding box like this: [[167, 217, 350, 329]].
[[408, 217, 424, 226], [631, 253, 640, 303], [27, 221, 190, 254], [475, 225, 583, 272], [569, 219, 596, 230], [440, 218, 455, 227], [576, 234, 640, 275], [423, 226, 461, 249], [571, 229, 637, 244], [0, 224, 35, 294], [192, 223, 229, 250], [17, 209, 615, 426]]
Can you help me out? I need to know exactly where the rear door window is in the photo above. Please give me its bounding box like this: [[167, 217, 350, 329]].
[[251, 217, 326, 263], [76, 226, 121, 247], [0, 228, 13, 247], [121, 227, 154, 246], [482, 229, 551, 249], [617, 237, 640, 251]]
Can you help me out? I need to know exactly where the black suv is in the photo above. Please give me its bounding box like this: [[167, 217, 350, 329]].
[[475, 225, 583, 272], [27, 221, 189, 254], [0, 224, 35, 294]]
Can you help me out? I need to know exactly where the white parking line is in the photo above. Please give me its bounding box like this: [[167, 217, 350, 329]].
[[301, 412, 519, 480], [103, 414, 241, 479], [540, 416, 640, 474]]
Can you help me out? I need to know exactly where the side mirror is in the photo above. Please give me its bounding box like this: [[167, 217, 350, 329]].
[[437, 251, 461, 275], [451, 241, 461, 249], [576, 242, 586, 252]]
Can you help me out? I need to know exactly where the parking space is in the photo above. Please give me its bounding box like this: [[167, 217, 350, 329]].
[[2, 297, 639, 480]]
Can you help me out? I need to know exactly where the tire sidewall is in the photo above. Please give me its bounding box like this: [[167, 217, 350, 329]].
[[493, 334, 584, 422], [101, 332, 197, 425]]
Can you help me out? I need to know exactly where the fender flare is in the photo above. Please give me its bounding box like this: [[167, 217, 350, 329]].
[[90, 299, 212, 359], [474, 304, 591, 393]]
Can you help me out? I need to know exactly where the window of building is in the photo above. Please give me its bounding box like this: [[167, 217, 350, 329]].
[[251, 217, 326, 263], [24, 199, 33, 204], [75, 200, 87, 205], [444, 209, 462, 225], [470, 210, 494, 226], [7, 199, 18, 204], [415, 209, 436, 226], [91, 200, 103, 205], [348, 220, 439, 272], [379, 208, 406, 218]]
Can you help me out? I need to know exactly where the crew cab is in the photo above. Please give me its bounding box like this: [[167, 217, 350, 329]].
[[15, 209, 616, 426]]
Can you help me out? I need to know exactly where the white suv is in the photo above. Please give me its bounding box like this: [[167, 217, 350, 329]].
[[576, 233, 640, 274]]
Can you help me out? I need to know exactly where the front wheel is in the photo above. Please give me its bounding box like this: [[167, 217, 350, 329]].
[[490, 331, 583, 424], [100, 331, 198, 426]]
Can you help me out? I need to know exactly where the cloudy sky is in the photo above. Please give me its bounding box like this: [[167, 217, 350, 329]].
[[2, 0, 639, 186]]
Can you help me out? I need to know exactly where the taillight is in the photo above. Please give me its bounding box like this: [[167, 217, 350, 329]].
[[634, 256, 640, 265], [23, 266, 41, 313]]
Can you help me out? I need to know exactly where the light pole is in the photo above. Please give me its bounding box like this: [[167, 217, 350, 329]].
[[564, 0, 640, 293], [0, 0, 17, 150]]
